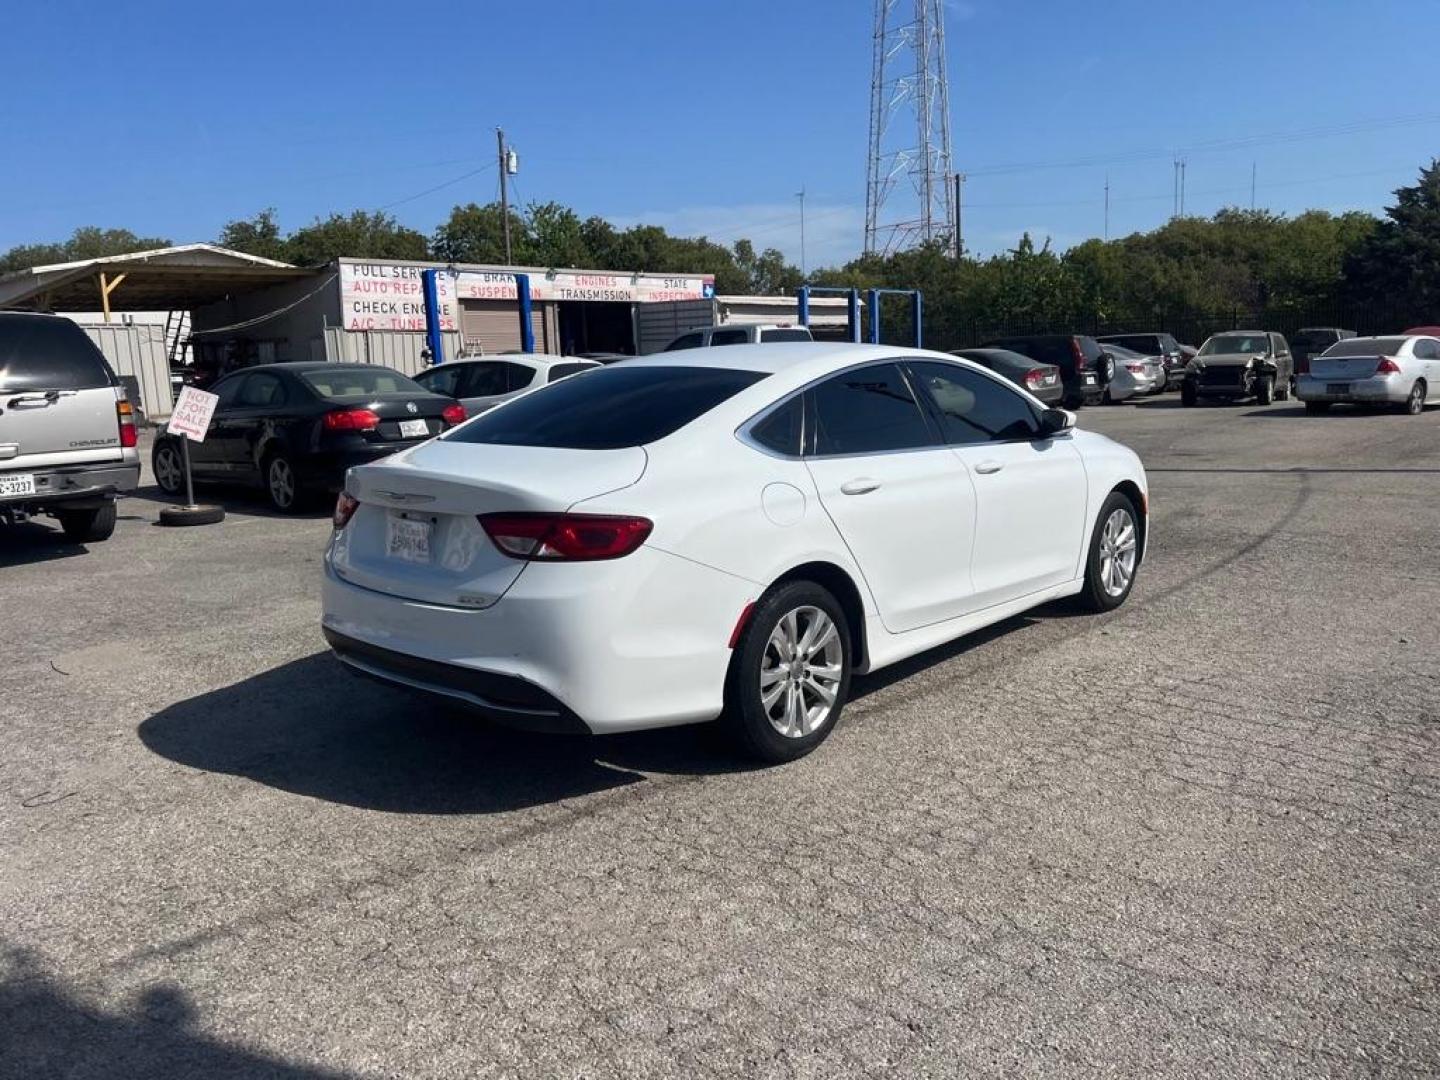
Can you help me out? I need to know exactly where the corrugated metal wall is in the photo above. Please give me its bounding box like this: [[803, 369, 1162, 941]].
[[636, 299, 716, 353], [323, 328, 461, 376], [80, 322, 173, 418]]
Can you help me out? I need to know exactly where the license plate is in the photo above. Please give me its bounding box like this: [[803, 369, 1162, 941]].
[[0, 473, 36, 497], [1326, 383, 1351, 395], [385, 515, 432, 563], [1083, 372, 1096, 385], [398, 418, 429, 438]]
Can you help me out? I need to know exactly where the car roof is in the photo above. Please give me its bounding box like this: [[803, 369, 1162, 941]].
[[953, 346, 1046, 363], [441, 354, 594, 368], [621, 341, 967, 382]]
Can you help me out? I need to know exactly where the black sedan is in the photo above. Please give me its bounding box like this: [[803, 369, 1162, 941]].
[[152, 363, 466, 512], [950, 348, 1066, 406]]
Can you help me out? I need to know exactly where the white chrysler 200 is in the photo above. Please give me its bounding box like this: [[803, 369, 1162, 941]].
[[321, 344, 1147, 762]]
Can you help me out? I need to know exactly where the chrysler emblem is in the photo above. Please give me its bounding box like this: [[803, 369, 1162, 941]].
[[406, 401, 418, 413]]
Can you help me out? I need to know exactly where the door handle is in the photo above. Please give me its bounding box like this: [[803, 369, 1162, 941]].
[[839, 477, 881, 495], [974, 461, 1004, 475]]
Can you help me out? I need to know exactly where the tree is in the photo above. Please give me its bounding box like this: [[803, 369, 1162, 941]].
[[1344, 159, 1440, 318], [218, 209, 289, 262], [432, 202, 530, 265], [286, 210, 429, 265], [1, 226, 170, 274]]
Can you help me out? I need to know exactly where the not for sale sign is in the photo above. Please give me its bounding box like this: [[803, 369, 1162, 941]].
[[167, 386, 220, 442]]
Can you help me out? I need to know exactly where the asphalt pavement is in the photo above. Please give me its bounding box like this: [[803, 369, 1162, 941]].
[[2, 395, 1437, 1078]]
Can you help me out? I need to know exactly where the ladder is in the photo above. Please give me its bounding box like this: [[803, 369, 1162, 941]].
[[163, 310, 191, 366]]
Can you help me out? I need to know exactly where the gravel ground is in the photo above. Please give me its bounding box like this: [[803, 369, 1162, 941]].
[[1, 395, 1437, 1078]]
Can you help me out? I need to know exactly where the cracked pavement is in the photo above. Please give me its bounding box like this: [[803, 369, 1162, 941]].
[[1, 396, 1437, 1077]]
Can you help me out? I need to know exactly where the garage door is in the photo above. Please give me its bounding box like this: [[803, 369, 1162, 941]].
[[459, 300, 547, 355]]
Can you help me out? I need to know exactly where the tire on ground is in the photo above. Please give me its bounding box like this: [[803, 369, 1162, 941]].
[[57, 501, 117, 543], [1077, 489, 1141, 614]]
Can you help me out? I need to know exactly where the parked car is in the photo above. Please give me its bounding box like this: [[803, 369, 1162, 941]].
[[321, 344, 1147, 763], [1296, 335, 1440, 415], [1096, 332, 1186, 387], [0, 312, 140, 542], [1098, 344, 1166, 401], [979, 334, 1108, 409], [662, 324, 813, 350], [151, 362, 466, 513], [1289, 327, 1356, 378], [1403, 326, 1440, 337], [1180, 331, 1294, 406], [412, 355, 600, 416], [949, 347, 1064, 406]]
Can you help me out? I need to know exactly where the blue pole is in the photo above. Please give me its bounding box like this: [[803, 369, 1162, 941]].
[[796, 285, 810, 327], [866, 289, 880, 344], [846, 288, 860, 342], [912, 290, 923, 349], [515, 273, 535, 353], [420, 269, 444, 365]]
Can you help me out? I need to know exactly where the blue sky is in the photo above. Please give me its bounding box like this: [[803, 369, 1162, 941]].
[[3, 0, 1438, 267]]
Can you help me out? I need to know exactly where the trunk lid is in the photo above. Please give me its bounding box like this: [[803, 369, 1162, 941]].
[[327, 392, 457, 443], [330, 439, 648, 607], [1309, 353, 1387, 380]]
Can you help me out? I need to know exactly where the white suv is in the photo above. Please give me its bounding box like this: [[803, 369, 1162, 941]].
[[662, 324, 813, 350], [0, 313, 141, 542]]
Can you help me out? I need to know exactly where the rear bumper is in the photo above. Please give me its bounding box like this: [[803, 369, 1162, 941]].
[[296, 443, 428, 491], [1296, 374, 1407, 404], [320, 542, 753, 734], [0, 459, 139, 509]]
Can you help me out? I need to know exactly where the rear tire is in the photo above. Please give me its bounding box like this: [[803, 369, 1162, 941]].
[[57, 501, 117, 543], [1078, 491, 1140, 613], [1305, 401, 1331, 414], [1255, 377, 1274, 406], [1181, 380, 1198, 407], [263, 452, 306, 514], [724, 581, 852, 764], [1403, 380, 1426, 415]]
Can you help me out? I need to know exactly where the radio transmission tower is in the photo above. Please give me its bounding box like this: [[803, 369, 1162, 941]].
[[864, 0, 956, 256]]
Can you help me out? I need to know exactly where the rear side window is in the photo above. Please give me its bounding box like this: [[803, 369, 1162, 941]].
[[809, 363, 936, 456], [759, 328, 812, 343], [546, 362, 595, 383], [909, 361, 1041, 444], [748, 396, 803, 456], [0, 315, 115, 392], [448, 365, 767, 449], [709, 328, 750, 346]]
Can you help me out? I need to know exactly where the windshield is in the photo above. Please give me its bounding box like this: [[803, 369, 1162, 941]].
[[446, 365, 767, 449], [300, 366, 428, 399], [1322, 337, 1410, 357], [1199, 334, 1268, 357]]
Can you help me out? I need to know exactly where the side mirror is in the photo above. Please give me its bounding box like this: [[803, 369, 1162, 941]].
[[1040, 408, 1076, 435]]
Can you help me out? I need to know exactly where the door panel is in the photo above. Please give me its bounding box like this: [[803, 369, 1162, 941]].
[[804, 363, 977, 633]]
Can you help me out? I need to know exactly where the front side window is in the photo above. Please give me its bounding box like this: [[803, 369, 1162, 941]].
[[709, 328, 750, 346], [460, 361, 533, 397], [448, 365, 767, 449], [809, 363, 936, 456], [415, 366, 461, 396], [908, 361, 1041, 445]]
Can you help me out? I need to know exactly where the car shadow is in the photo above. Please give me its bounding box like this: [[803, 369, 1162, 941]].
[[139, 481, 333, 522], [1242, 405, 1396, 419], [0, 520, 91, 566], [138, 652, 750, 815], [0, 944, 359, 1079]]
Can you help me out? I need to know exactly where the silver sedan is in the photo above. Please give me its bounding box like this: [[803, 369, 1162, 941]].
[[1297, 335, 1440, 415]]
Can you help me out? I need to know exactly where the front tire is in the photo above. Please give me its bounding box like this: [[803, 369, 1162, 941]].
[[57, 501, 117, 543], [724, 581, 852, 764], [1255, 377, 1275, 406], [1078, 492, 1140, 613]]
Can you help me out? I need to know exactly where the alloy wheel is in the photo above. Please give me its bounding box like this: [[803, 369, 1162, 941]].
[[1098, 508, 1138, 598], [759, 605, 844, 739], [268, 458, 295, 509], [1408, 383, 1424, 414], [155, 446, 182, 493]]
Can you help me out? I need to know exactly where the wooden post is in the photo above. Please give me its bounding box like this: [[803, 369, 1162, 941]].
[[97, 271, 127, 323]]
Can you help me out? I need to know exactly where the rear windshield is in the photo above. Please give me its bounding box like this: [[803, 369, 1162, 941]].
[[1322, 337, 1409, 357], [300, 366, 426, 398], [0, 316, 115, 392], [447, 365, 767, 449], [1199, 334, 1268, 356], [759, 328, 812, 343]]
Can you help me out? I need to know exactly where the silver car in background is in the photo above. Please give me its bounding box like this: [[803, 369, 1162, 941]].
[[1098, 344, 1165, 402], [1297, 335, 1440, 415], [411, 354, 600, 416]]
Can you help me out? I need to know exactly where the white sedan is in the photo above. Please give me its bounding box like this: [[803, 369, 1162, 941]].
[[1296, 334, 1440, 414], [412, 354, 600, 416], [322, 344, 1148, 762]]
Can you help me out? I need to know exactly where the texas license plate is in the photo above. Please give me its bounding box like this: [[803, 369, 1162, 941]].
[[0, 473, 36, 497], [386, 515, 432, 563], [1326, 383, 1351, 395], [399, 418, 429, 438]]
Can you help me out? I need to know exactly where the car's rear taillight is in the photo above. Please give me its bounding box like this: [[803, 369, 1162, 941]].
[[323, 408, 381, 432], [116, 399, 138, 448], [1297, 357, 1309, 374], [333, 491, 360, 529], [1376, 357, 1402, 374], [1070, 339, 1086, 373], [441, 403, 467, 426], [1024, 368, 1045, 387], [479, 513, 653, 561], [1126, 363, 1146, 375]]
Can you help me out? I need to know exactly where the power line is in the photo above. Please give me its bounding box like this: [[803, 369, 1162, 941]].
[[378, 163, 495, 211]]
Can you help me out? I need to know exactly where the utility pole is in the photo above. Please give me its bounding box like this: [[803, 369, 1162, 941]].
[[1104, 174, 1110, 240], [496, 127, 513, 264], [953, 172, 965, 258], [1250, 161, 1257, 211], [1172, 159, 1179, 220], [797, 186, 807, 277], [1180, 158, 1187, 217]]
